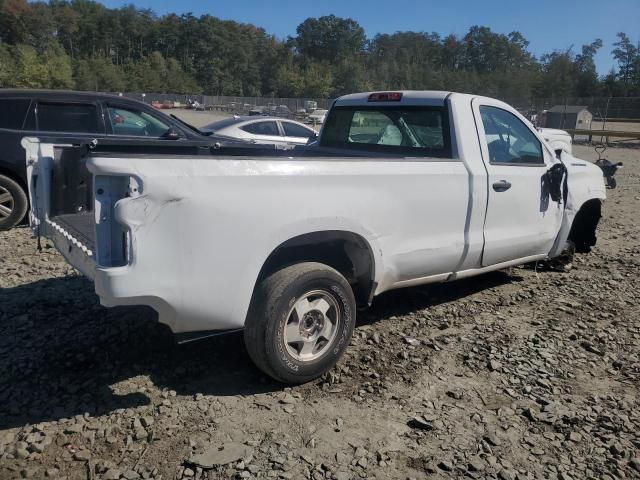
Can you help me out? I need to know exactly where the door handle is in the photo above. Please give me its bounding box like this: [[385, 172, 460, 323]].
[[492, 180, 512, 192]]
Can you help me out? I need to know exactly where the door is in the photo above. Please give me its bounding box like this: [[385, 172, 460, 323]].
[[473, 99, 563, 266], [280, 121, 316, 145]]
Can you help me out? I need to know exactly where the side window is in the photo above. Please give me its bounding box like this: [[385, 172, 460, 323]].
[[107, 106, 170, 137], [37, 103, 100, 134], [282, 122, 314, 138], [241, 121, 280, 136], [480, 106, 543, 164], [0, 98, 31, 130]]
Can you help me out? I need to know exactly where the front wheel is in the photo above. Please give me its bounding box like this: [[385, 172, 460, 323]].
[[244, 262, 356, 384], [0, 174, 28, 231]]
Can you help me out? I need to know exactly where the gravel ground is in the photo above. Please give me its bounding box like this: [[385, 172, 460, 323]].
[[1, 145, 639, 480]]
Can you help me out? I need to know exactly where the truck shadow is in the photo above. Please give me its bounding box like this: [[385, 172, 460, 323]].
[[0, 270, 521, 429]]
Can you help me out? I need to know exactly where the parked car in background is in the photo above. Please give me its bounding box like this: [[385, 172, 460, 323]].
[[201, 116, 317, 146], [307, 108, 328, 125], [538, 127, 573, 154], [187, 99, 205, 111], [0, 89, 260, 230], [275, 105, 292, 118], [248, 106, 266, 116]]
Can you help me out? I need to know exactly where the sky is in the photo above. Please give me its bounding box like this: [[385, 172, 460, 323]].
[[100, 0, 640, 75]]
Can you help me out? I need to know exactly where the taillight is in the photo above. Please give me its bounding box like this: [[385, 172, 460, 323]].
[[368, 92, 402, 102]]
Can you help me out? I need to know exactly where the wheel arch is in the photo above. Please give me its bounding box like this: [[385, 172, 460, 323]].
[[568, 198, 602, 253], [255, 230, 378, 308]]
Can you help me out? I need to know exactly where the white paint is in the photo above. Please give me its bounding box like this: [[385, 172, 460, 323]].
[[24, 91, 606, 335], [539, 128, 573, 155], [471, 97, 565, 266]]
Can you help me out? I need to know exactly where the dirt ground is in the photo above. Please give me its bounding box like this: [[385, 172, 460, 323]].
[[0, 145, 639, 480]]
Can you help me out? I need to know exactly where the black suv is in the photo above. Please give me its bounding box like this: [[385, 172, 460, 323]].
[[0, 89, 244, 230]]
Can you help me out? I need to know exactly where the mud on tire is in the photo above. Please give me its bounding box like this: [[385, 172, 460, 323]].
[[244, 262, 356, 384]]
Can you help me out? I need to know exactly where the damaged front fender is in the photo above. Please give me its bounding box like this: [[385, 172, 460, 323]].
[[548, 155, 606, 258]]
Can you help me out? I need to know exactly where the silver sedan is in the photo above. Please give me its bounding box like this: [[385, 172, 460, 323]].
[[201, 116, 317, 146]]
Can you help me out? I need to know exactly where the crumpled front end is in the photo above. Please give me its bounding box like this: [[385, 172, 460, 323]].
[[548, 154, 606, 258]]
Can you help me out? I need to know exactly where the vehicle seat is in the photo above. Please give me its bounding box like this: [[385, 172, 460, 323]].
[[487, 139, 512, 163], [378, 125, 403, 146]]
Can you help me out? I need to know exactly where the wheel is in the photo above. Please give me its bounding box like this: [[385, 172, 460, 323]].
[[0, 174, 28, 231], [244, 262, 356, 384]]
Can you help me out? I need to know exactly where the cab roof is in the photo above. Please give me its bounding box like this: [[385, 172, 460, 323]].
[[334, 90, 452, 107]]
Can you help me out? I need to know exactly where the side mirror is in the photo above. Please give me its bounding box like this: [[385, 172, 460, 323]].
[[162, 128, 181, 140]]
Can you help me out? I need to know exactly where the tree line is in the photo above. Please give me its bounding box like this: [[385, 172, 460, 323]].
[[1, 0, 639, 99]]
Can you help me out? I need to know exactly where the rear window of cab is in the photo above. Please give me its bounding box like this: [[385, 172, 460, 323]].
[[320, 105, 452, 158]]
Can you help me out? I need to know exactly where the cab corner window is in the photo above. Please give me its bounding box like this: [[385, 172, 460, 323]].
[[37, 103, 100, 134], [107, 106, 170, 137], [480, 106, 543, 165]]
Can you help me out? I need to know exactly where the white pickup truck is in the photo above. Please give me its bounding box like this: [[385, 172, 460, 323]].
[[24, 91, 606, 384]]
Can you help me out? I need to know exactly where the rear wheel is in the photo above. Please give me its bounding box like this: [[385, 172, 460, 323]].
[[0, 175, 28, 231], [244, 262, 356, 384]]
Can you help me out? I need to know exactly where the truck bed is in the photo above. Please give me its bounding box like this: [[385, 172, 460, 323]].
[[49, 212, 95, 253]]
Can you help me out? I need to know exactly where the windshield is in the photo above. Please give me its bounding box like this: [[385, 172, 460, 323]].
[[169, 114, 207, 135], [320, 105, 451, 157]]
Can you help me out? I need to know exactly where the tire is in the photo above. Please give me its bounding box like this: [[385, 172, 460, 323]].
[[0, 174, 28, 231], [244, 262, 356, 384]]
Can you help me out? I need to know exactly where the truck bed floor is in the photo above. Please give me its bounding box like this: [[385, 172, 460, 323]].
[[49, 212, 96, 253]]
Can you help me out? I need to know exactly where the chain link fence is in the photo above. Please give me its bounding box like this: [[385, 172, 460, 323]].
[[117, 91, 640, 141], [120, 92, 640, 120], [504, 96, 640, 143], [505, 96, 640, 121], [121, 92, 332, 118]]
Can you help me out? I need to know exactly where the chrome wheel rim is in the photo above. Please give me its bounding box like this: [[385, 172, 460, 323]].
[[284, 289, 340, 362], [0, 186, 14, 220]]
